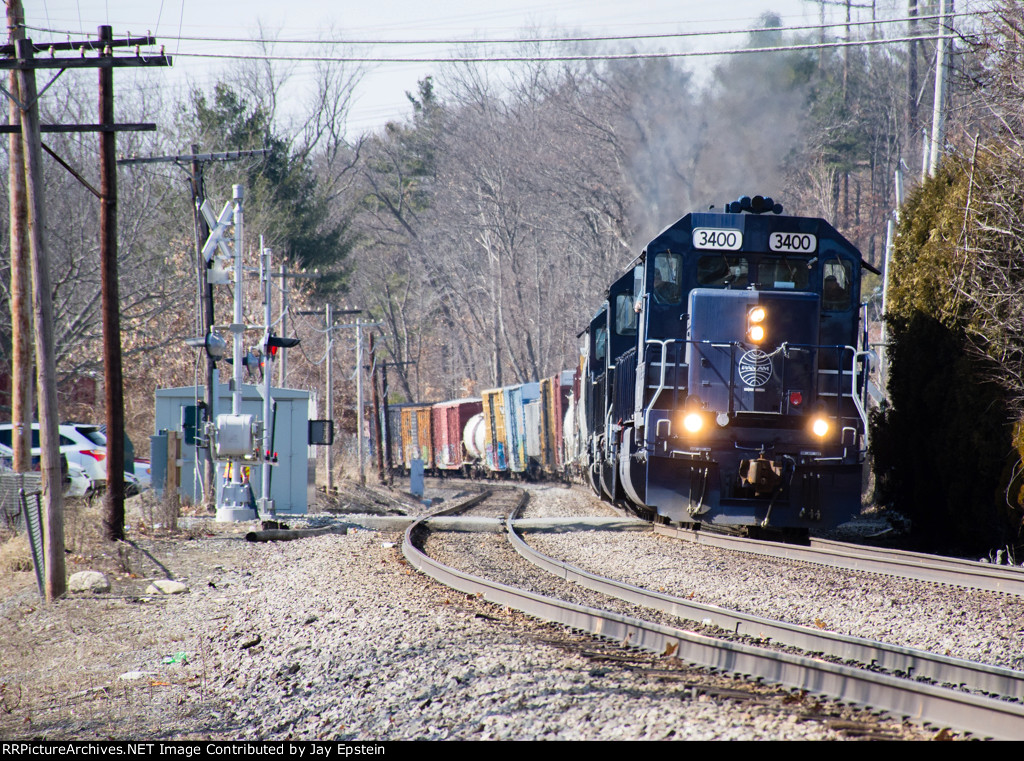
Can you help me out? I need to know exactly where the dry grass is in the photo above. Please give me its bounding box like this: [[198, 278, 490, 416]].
[[0, 533, 32, 574]]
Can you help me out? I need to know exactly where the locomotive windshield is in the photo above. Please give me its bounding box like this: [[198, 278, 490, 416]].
[[755, 257, 811, 290], [696, 255, 749, 287], [822, 259, 852, 311], [614, 293, 638, 335], [594, 326, 607, 361]]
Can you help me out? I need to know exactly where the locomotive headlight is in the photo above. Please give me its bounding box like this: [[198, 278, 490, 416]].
[[683, 412, 704, 433], [811, 416, 830, 438], [747, 306, 767, 343]]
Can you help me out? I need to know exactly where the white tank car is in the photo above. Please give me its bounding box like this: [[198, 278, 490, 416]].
[[462, 412, 487, 463]]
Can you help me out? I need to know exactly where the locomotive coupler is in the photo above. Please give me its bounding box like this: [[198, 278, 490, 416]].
[[739, 453, 783, 495]]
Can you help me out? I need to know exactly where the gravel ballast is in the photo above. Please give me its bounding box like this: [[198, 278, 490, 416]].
[[520, 488, 1024, 672], [0, 484, 962, 740]]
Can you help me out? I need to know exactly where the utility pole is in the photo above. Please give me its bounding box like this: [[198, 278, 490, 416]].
[[98, 25, 125, 541], [14, 37, 63, 600], [272, 264, 320, 388], [193, 146, 214, 505], [1, 28, 170, 546], [7, 0, 30, 474], [907, 0, 919, 171], [928, 0, 951, 177], [326, 304, 334, 491], [278, 265, 289, 387], [369, 332, 385, 484], [356, 319, 365, 485], [344, 319, 383, 486]]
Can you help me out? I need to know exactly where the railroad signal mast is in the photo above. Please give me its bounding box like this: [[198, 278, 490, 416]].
[[296, 306, 364, 491], [186, 188, 302, 523], [119, 146, 270, 506]]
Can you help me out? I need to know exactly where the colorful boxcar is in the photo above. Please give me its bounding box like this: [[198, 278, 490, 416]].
[[399, 404, 433, 471], [481, 388, 508, 472], [432, 398, 482, 471]]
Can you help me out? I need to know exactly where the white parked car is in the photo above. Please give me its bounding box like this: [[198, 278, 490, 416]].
[[0, 422, 143, 495], [56, 423, 109, 489], [65, 461, 96, 498], [0, 440, 84, 497], [133, 458, 152, 488]]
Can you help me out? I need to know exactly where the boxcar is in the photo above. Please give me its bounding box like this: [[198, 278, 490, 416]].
[[399, 404, 433, 471], [432, 398, 483, 472]]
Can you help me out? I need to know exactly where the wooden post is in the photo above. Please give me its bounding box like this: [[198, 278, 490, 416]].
[[7, 0, 31, 473], [165, 430, 181, 530], [370, 333, 385, 484], [98, 25, 126, 541], [16, 37, 65, 600]]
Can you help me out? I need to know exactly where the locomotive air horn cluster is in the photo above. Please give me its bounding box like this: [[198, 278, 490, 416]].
[[726, 195, 784, 215]]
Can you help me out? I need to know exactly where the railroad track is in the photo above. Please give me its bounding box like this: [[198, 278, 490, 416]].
[[653, 524, 1024, 596], [403, 488, 1024, 740]]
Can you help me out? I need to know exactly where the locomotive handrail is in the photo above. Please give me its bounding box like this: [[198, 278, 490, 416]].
[[850, 347, 875, 453], [642, 339, 870, 445], [641, 338, 681, 435]]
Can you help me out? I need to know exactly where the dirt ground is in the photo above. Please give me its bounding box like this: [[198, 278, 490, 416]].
[[0, 481, 420, 738]]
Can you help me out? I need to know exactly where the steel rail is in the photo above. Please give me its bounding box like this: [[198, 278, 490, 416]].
[[654, 524, 1024, 596], [402, 495, 1024, 739], [809, 536, 1024, 584], [506, 517, 1024, 700]]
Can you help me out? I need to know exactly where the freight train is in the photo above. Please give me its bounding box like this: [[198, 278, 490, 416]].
[[384, 195, 874, 532]]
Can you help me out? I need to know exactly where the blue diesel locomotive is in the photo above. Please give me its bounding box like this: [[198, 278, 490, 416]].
[[583, 195, 874, 532]]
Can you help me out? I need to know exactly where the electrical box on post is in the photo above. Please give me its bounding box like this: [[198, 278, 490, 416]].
[[181, 404, 206, 446], [216, 414, 258, 458], [309, 419, 334, 445]]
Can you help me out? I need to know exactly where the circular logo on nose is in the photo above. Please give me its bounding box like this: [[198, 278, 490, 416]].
[[738, 349, 773, 387]]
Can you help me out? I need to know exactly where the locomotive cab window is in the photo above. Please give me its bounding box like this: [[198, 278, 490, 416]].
[[822, 260, 852, 311], [756, 257, 810, 290], [594, 326, 607, 362], [615, 293, 638, 335], [651, 252, 683, 305], [697, 255, 749, 288]]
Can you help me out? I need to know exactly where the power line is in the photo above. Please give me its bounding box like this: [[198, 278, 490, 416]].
[[23, 10, 982, 49], [83, 33, 963, 66]]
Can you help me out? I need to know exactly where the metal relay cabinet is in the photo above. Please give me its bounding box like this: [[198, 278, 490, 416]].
[[153, 383, 317, 515]]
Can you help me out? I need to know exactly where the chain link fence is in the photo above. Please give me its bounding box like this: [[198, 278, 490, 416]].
[[0, 471, 44, 596]]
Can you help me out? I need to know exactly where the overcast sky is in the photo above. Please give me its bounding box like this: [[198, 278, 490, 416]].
[[25, 1, 894, 135]]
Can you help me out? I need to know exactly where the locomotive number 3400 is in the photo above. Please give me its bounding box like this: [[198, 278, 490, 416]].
[[769, 232, 817, 253], [693, 228, 743, 251]]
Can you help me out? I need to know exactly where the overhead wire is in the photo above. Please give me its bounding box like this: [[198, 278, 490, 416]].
[[20, 29, 970, 68], [100, 30, 967, 66], [23, 10, 982, 48]]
